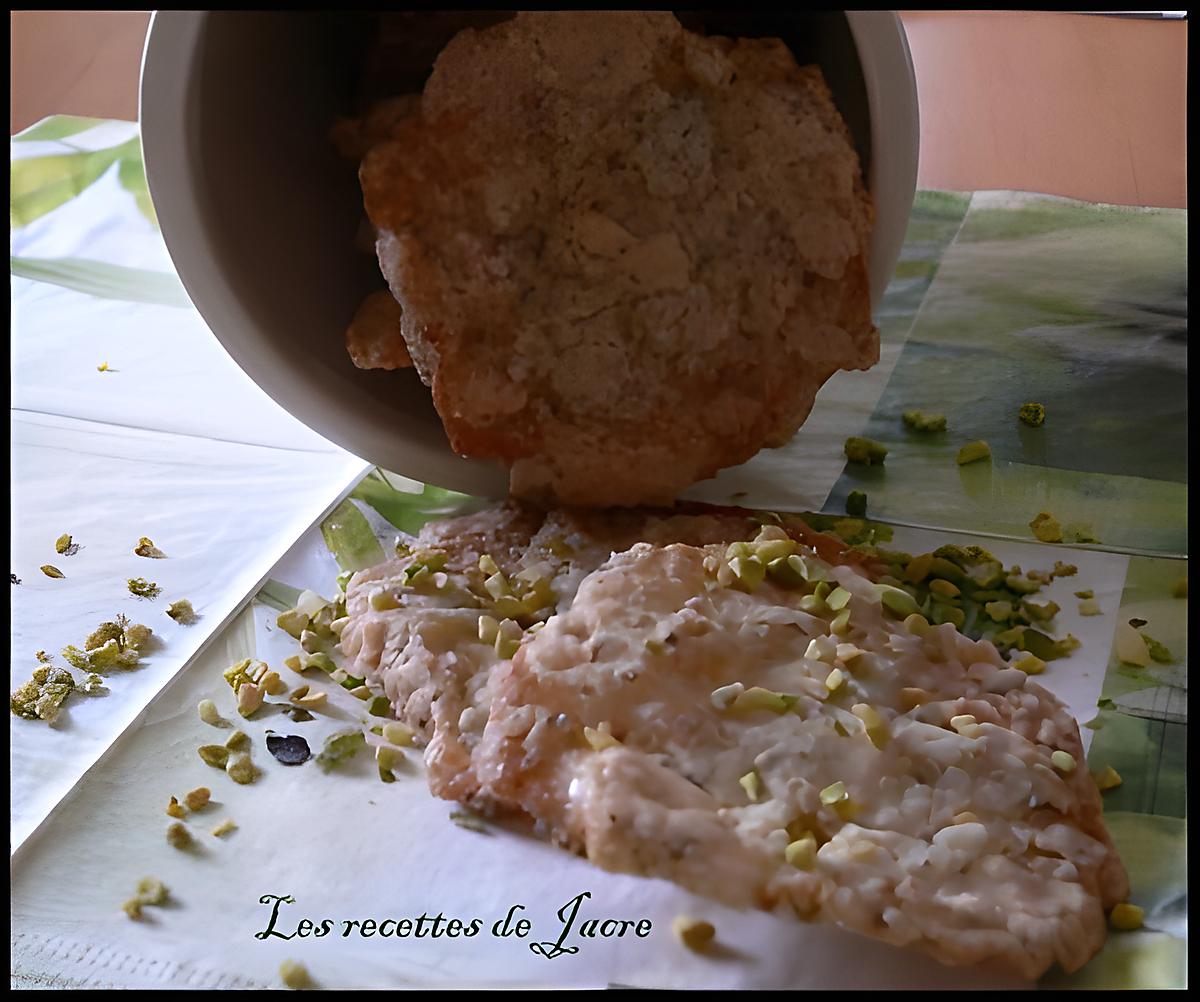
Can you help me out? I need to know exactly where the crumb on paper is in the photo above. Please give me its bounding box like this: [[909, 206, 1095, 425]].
[[279, 959, 311, 990], [10, 665, 75, 722], [843, 436, 888, 466], [211, 818, 237, 838], [54, 533, 79, 555], [40, 564, 65, 579], [316, 730, 366, 772], [184, 787, 211, 811], [1018, 402, 1046, 427], [902, 410, 947, 433], [672, 915, 716, 951], [134, 536, 166, 559], [449, 809, 490, 834], [956, 441, 991, 466], [1029, 511, 1063, 544], [128, 577, 162, 599], [167, 599, 198, 624], [166, 822, 192, 849]]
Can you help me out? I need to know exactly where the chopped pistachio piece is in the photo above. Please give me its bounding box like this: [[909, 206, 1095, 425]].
[[127, 577, 161, 599], [283, 654, 304, 675], [383, 722, 415, 747], [785, 833, 818, 870], [1141, 633, 1172, 664], [829, 609, 852, 636], [845, 490, 867, 517], [223, 658, 267, 693], [226, 754, 257, 785], [905, 553, 934, 583], [902, 410, 947, 433], [166, 822, 192, 849], [710, 682, 745, 710], [1109, 903, 1143, 931], [729, 555, 766, 592], [135, 877, 168, 906], [1050, 749, 1076, 773], [184, 787, 211, 811], [931, 604, 966, 630], [483, 571, 512, 602], [450, 809, 490, 833], [367, 694, 391, 717], [477, 614, 500, 644], [10, 665, 75, 722], [210, 818, 237, 838], [276, 608, 309, 639], [1018, 402, 1046, 427], [824, 668, 846, 693], [279, 959, 311, 990], [1074, 589, 1094, 600], [738, 770, 761, 802], [303, 652, 336, 674], [835, 643, 864, 663], [198, 744, 230, 768], [672, 916, 716, 951], [292, 689, 328, 710], [826, 586, 852, 612], [819, 781, 848, 806], [1077, 598, 1101, 616], [368, 589, 400, 612], [928, 578, 960, 599], [166, 796, 187, 819], [54, 533, 79, 555], [225, 729, 251, 752], [583, 723, 621, 751], [236, 682, 265, 718], [1170, 577, 1187, 599], [851, 704, 888, 749], [494, 618, 522, 659], [797, 594, 827, 615], [903, 613, 931, 637], [729, 686, 798, 714], [956, 440, 991, 466], [766, 554, 806, 588], [261, 671, 287, 696], [985, 601, 1014, 622], [876, 584, 919, 617], [40, 564, 65, 579], [317, 729, 367, 772], [1013, 654, 1047, 676], [166, 599, 197, 624], [122, 898, 144, 920], [134, 537, 166, 558], [1094, 765, 1123, 792], [1028, 511, 1063, 544], [843, 436, 888, 465]]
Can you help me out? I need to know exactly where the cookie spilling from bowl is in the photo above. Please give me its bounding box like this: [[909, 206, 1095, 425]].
[[333, 11, 877, 506], [330, 502, 1128, 978]]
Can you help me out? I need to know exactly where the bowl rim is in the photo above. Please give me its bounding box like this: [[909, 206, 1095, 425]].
[[140, 11, 919, 497]]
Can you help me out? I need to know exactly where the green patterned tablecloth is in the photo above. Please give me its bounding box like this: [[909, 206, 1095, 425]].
[[10, 117, 1188, 990]]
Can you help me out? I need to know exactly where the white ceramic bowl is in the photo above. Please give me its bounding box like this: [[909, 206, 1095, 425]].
[[141, 11, 918, 498]]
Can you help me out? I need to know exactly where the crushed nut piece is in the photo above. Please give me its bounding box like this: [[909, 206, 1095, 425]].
[[184, 787, 211, 811], [672, 916, 716, 951]]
